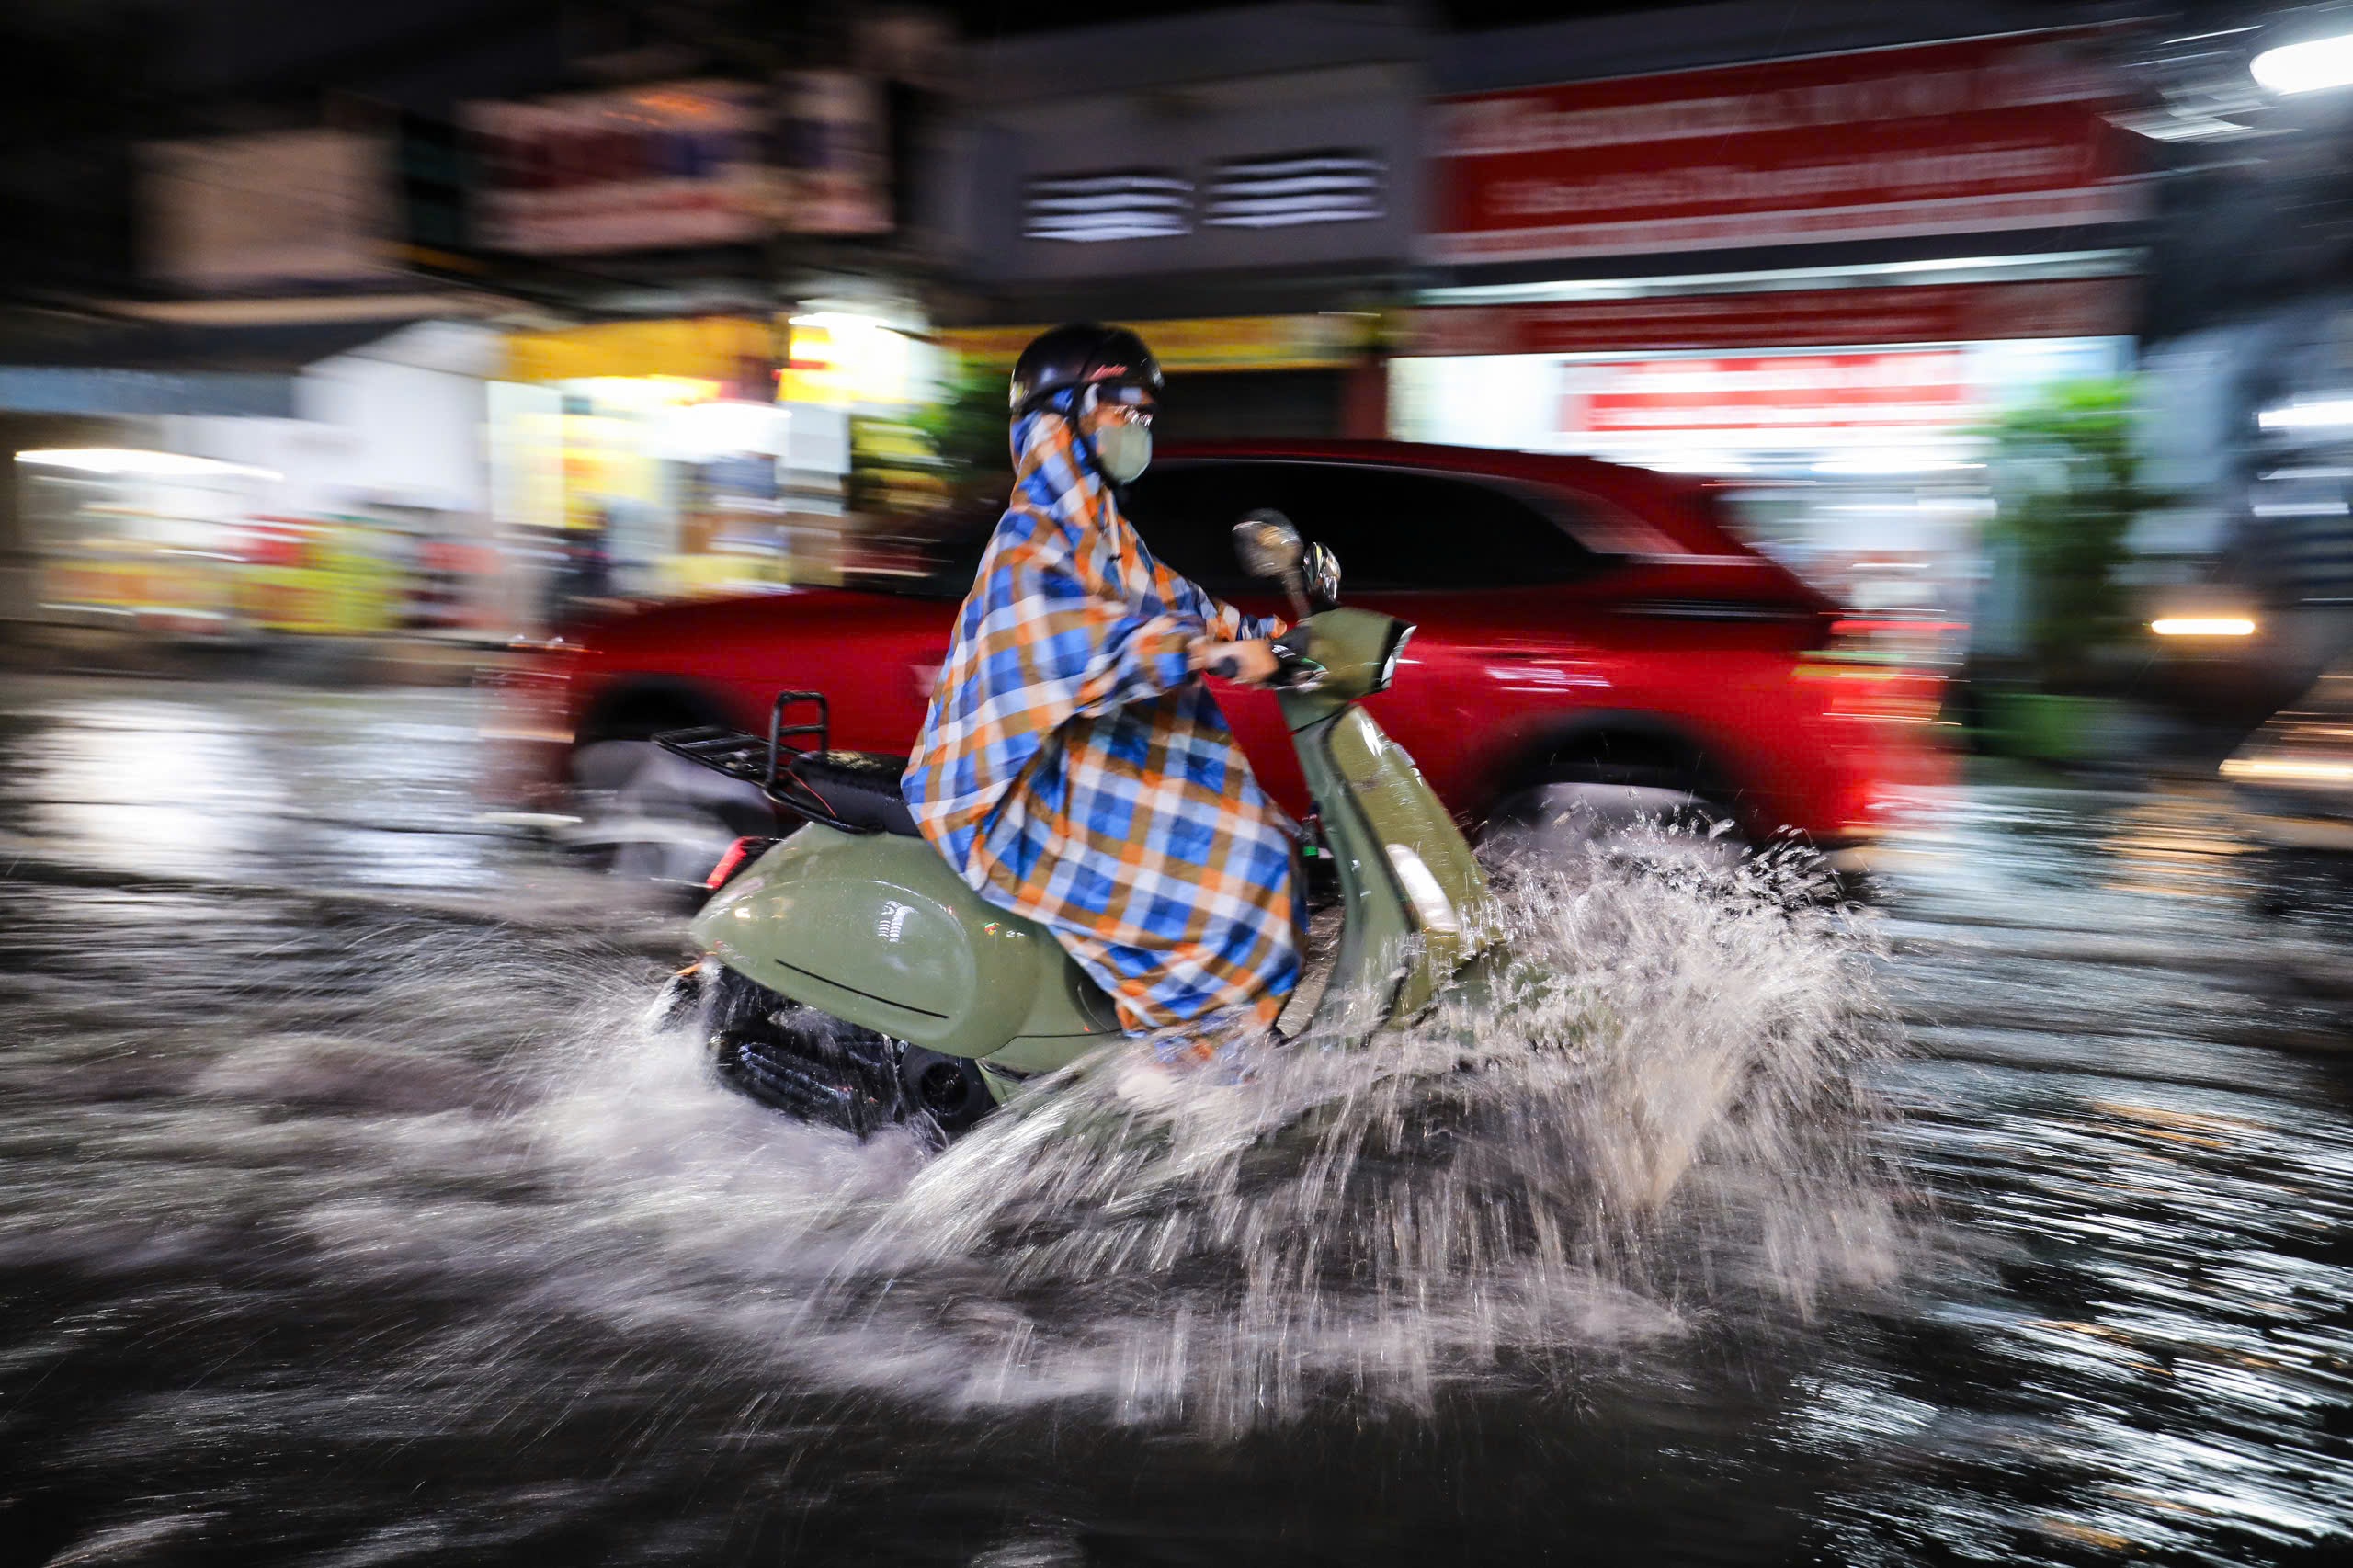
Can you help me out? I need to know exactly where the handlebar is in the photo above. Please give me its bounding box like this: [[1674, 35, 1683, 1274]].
[[1202, 629, 1327, 691]]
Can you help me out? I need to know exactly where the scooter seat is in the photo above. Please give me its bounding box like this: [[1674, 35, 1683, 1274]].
[[773, 749, 920, 837]]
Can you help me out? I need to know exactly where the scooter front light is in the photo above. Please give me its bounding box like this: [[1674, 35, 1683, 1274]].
[[1383, 842, 1460, 937]]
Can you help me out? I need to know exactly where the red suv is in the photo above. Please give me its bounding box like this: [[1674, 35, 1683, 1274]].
[[492, 440, 1940, 881]]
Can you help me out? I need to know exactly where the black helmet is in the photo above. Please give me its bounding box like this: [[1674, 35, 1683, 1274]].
[[1009, 323, 1163, 416]]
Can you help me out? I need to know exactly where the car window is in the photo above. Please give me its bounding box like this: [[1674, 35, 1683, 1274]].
[[1121, 460, 1603, 592]]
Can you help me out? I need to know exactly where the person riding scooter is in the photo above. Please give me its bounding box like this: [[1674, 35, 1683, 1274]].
[[900, 324, 1302, 1069]]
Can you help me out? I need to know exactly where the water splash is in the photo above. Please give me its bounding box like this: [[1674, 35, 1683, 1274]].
[[492, 839, 1916, 1429], [0, 843, 1915, 1456]]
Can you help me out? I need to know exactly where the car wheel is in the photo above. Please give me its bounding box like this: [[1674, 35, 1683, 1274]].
[[556, 737, 778, 887], [1482, 774, 1743, 876]]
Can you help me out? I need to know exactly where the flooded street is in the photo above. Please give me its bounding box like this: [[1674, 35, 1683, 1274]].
[[2, 676, 2349, 1566]]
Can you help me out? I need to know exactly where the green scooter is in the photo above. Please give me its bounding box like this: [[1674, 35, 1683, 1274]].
[[656, 514, 1490, 1136]]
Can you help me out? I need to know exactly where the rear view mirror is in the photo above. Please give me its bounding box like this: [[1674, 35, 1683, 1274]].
[[1301, 541, 1341, 612], [1233, 511, 1305, 578]]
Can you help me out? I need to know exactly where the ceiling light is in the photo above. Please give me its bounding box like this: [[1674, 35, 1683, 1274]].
[[14, 449, 281, 481]]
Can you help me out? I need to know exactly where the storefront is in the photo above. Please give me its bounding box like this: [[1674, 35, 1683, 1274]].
[[1399, 25, 2149, 616], [489, 308, 940, 614], [1396, 271, 2135, 602], [5, 324, 501, 643]]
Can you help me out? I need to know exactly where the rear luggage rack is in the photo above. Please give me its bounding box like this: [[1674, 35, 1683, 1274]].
[[656, 690, 913, 836], [654, 690, 830, 793]]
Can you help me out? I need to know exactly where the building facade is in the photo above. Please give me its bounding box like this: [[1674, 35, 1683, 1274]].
[[926, 2, 1424, 437]]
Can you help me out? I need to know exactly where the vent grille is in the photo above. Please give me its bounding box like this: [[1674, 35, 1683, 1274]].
[[1023, 169, 1192, 243], [1205, 150, 1383, 229]]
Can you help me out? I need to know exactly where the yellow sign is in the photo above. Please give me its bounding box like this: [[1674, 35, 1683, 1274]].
[[938, 314, 1378, 374], [503, 316, 778, 384]]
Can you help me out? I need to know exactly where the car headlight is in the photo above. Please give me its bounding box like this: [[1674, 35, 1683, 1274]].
[[1375, 623, 1415, 692], [1383, 842, 1459, 937]]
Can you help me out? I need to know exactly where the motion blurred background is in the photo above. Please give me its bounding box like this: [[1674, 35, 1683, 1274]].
[[0, 0, 2351, 815], [13, 7, 2353, 1565]]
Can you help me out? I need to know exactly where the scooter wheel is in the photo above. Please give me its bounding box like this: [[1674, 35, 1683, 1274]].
[[898, 1047, 994, 1136]]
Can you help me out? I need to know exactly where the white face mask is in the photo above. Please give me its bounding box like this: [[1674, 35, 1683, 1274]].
[[1091, 420, 1152, 485]]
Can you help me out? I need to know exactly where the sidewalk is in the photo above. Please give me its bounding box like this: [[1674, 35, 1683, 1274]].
[[0, 619, 517, 687]]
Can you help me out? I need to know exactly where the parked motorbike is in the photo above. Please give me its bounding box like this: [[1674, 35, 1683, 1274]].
[[654, 514, 1491, 1137]]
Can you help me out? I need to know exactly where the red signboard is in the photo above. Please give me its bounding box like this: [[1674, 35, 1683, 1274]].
[[1411, 277, 2134, 356], [1563, 351, 1972, 437], [1430, 31, 2142, 265], [468, 82, 774, 255]]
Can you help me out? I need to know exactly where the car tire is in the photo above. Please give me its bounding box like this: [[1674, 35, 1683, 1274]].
[[556, 736, 778, 888], [1481, 773, 1744, 876]]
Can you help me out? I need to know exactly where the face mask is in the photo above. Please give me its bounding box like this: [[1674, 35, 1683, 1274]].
[[1091, 420, 1152, 485]]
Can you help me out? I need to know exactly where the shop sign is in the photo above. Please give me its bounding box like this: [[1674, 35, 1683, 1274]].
[[1430, 31, 2140, 265], [142, 131, 395, 289], [467, 82, 772, 254], [939, 314, 1377, 372], [501, 317, 779, 387], [1562, 351, 1972, 437], [1412, 278, 2134, 356]]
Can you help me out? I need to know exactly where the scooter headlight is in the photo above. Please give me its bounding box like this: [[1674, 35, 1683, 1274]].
[[1383, 842, 1460, 937], [1374, 623, 1416, 693]]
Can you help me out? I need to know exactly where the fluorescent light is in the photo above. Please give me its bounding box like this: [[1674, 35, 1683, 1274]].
[[2252, 32, 2353, 94], [14, 448, 280, 481], [2152, 618, 2256, 636], [2257, 399, 2353, 430], [2222, 755, 2353, 782]]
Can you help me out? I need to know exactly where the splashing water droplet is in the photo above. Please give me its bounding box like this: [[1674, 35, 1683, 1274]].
[[477, 838, 1920, 1432]]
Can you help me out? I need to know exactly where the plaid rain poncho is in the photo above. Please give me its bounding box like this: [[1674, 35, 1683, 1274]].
[[902, 403, 1302, 1058]]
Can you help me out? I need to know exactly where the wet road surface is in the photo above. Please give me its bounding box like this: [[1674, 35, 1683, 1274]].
[[1, 676, 2349, 1566]]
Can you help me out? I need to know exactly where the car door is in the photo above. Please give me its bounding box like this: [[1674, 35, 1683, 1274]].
[[1115, 463, 1305, 809], [1120, 459, 1610, 822]]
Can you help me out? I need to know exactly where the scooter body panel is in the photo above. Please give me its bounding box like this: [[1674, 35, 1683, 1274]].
[[1290, 699, 1490, 1027], [690, 824, 1124, 1062], [685, 605, 1493, 1114]]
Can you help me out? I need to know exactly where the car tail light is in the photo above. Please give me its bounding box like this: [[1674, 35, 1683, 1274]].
[[705, 836, 776, 890]]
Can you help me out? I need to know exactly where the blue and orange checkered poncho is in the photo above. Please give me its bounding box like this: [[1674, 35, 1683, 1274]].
[[902, 403, 1302, 1057]]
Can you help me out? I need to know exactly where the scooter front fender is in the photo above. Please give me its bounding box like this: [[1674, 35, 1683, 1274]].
[[1290, 699, 1492, 1029]]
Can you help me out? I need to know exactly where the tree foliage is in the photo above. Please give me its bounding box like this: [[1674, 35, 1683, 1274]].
[[1987, 378, 2150, 690], [912, 357, 1012, 508]]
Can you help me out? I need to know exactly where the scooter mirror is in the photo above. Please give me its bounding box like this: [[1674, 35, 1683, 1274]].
[[1302, 541, 1341, 611], [1233, 511, 1305, 579]]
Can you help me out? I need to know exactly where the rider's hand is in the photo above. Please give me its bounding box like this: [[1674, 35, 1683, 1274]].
[[1196, 639, 1280, 686]]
